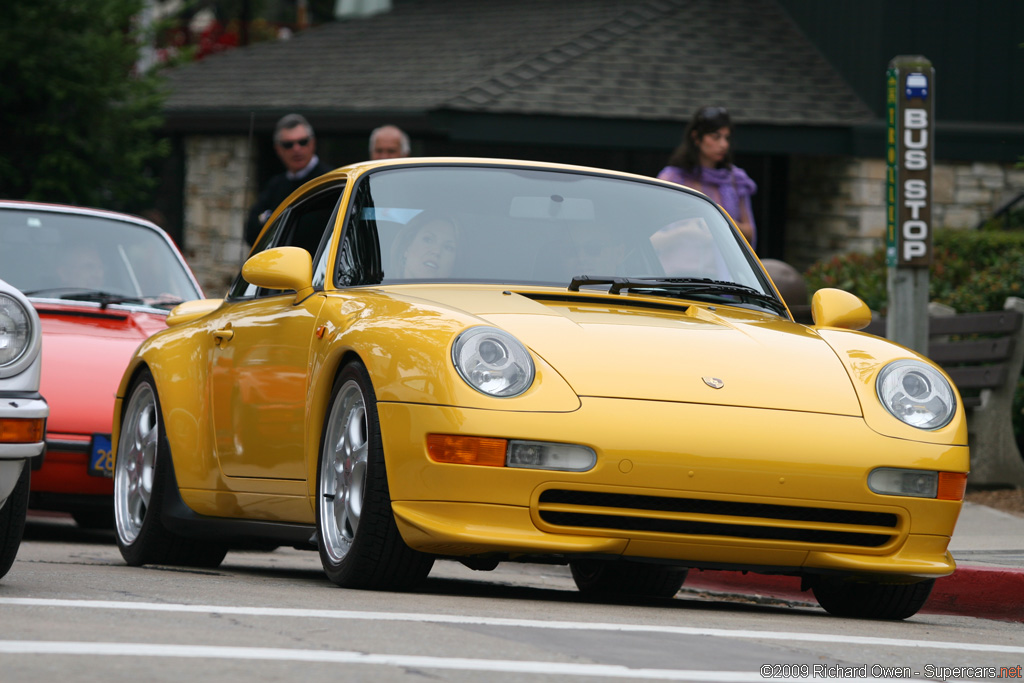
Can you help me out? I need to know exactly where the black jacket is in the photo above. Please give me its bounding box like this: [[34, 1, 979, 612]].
[[245, 159, 333, 245]]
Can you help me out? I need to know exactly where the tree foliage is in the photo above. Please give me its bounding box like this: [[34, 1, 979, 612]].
[[0, 0, 167, 210]]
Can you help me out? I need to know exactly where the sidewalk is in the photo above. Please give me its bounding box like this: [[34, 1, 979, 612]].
[[681, 502, 1024, 622]]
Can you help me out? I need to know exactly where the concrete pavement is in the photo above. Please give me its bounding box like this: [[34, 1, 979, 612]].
[[682, 502, 1024, 622]]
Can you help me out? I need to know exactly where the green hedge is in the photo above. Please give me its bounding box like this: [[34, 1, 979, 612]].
[[804, 228, 1024, 443], [805, 229, 1024, 314]]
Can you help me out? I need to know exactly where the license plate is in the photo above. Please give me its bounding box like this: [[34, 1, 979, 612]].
[[88, 434, 113, 478]]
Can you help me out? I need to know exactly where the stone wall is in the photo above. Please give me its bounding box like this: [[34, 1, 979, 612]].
[[784, 156, 1024, 272], [182, 136, 255, 297]]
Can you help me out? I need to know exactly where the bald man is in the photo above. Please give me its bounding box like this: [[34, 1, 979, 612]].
[[369, 125, 410, 160]]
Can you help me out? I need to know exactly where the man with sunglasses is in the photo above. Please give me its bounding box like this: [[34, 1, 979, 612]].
[[245, 113, 332, 245]]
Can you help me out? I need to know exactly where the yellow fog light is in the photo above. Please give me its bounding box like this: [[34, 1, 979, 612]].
[[0, 418, 45, 444]]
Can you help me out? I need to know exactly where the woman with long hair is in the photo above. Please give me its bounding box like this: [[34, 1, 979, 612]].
[[658, 106, 758, 247]]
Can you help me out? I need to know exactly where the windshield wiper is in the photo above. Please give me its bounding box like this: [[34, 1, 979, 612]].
[[25, 288, 147, 308], [567, 276, 787, 315]]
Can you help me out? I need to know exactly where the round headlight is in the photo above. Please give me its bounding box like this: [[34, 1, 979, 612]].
[[0, 293, 32, 368], [452, 327, 535, 397], [876, 359, 956, 429]]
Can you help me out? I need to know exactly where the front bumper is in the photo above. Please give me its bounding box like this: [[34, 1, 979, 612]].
[[0, 394, 48, 460], [378, 397, 966, 580], [30, 436, 114, 496]]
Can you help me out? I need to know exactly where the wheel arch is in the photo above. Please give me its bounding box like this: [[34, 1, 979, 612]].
[[305, 347, 367, 502], [111, 359, 154, 464]]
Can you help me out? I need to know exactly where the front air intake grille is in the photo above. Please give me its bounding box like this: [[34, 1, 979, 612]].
[[537, 489, 898, 548]]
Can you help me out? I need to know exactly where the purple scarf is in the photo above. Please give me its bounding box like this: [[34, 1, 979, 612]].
[[657, 165, 758, 246]]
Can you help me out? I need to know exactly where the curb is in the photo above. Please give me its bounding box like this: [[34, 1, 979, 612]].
[[682, 565, 1024, 622]]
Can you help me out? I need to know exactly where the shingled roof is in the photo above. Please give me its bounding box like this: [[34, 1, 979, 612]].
[[163, 0, 873, 129]]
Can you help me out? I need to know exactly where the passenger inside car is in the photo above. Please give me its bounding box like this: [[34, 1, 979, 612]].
[[390, 213, 460, 279]]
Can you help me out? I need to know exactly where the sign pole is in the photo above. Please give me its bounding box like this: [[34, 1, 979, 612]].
[[886, 56, 934, 354]]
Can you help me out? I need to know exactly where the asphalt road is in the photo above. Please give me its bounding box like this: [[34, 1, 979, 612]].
[[1, 513, 1020, 683]]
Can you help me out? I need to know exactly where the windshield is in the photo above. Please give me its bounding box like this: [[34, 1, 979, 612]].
[[341, 166, 775, 309], [0, 208, 201, 309]]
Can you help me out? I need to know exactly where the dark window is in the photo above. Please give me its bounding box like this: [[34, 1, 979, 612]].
[[228, 185, 344, 299]]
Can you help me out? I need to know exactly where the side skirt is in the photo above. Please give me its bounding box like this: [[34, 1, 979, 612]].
[[160, 462, 316, 550]]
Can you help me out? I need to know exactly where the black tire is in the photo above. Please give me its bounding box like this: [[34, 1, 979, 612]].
[[316, 361, 433, 590], [570, 559, 688, 599], [811, 577, 934, 620], [113, 368, 227, 568], [0, 463, 30, 579], [72, 508, 115, 530]]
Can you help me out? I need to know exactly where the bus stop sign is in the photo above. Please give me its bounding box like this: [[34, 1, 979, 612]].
[[887, 56, 935, 267]]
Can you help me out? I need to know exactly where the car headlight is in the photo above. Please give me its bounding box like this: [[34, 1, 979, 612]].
[[0, 293, 32, 367], [876, 359, 956, 429], [452, 326, 535, 397]]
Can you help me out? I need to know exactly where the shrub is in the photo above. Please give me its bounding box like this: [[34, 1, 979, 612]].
[[804, 229, 1024, 314], [804, 250, 887, 312]]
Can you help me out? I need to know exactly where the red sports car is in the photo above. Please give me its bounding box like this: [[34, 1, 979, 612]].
[[0, 201, 203, 527]]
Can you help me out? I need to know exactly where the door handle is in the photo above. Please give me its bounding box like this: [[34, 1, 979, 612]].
[[213, 327, 234, 343]]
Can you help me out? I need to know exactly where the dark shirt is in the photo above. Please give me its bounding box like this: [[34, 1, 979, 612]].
[[245, 159, 333, 245]]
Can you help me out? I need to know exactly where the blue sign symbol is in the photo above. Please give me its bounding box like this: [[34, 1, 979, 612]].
[[905, 72, 928, 100]]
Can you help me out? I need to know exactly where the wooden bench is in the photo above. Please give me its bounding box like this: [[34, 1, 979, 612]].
[[862, 297, 1024, 487]]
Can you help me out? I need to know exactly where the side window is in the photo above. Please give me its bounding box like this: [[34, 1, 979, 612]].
[[335, 181, 384, 287], [311, 198, 343, 290], [228, 185, 344, 299], [276, 189, 342, 257]]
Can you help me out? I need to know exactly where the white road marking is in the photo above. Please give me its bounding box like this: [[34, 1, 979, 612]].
[[0, 640, 918, 682], [1, 597, 1021, 655]]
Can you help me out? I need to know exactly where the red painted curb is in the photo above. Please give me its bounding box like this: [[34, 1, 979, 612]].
[[927, 565, 1024, 621], [682, 565, 1024, 622]]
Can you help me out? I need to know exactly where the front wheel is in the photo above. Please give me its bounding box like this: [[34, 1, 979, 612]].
[[316, 362, 433, 590], [570, 559, 688, 599], [811, 577, 934, 620], [0, 463, 30, 579], [113, 369, 227, 568]]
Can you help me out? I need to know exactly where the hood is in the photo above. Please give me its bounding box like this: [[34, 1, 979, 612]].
[[35, 302, 167, 434], [387, 286, 862, 416]]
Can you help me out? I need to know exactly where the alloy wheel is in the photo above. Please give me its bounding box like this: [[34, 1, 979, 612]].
[[114, 382, 159, 545], [319, 379, 368, 564]]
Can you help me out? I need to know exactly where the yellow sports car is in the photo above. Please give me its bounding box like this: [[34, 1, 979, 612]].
[[112, 158, 967, 619]]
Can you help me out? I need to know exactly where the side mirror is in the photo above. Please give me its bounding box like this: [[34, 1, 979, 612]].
[[166, 299, 223, 327], [811, 288, 871, 330], [242, 247, 314, 301]]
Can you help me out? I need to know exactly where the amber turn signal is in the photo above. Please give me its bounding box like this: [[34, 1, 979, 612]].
[[0, 418, 45, 444], [427, 434, 508, 467], [936, 471, 968, 501]]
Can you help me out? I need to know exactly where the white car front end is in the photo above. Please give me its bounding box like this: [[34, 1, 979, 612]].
[[0, 279, 48, 578]]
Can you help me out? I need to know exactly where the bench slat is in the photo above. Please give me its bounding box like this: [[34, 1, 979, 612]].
[[945, 364, 1010, 390], [864, 312, 1024, 338], [929, 311, 1023, 336], [928, 337, 1013, 364], [863, 320, 885, 337]]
